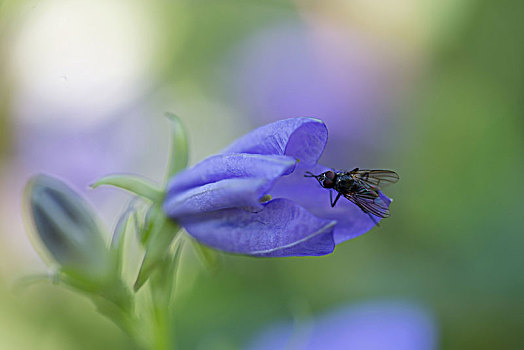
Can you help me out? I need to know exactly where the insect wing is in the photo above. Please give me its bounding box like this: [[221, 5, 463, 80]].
[[351, 170, 399, 188], [345, 187, 391, 218]]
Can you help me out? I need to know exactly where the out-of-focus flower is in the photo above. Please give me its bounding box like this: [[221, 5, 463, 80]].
[[226, 21, 414, 166], [164, 118, 391, 257], [247, 301, 438, 350], [26, 175, 115, 287]]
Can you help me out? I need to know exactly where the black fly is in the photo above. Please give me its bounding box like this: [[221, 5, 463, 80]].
[[305, 168, 399, 225]]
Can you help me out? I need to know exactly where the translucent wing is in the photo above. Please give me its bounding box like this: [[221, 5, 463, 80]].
[[344, 187, 391, 218], [350, 169, 399, 188]]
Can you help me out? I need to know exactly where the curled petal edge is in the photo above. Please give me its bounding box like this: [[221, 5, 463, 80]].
[[222, 117, 328, 165]]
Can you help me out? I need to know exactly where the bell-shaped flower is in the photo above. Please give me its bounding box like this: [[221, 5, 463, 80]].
[[164, 118, 391, 257]]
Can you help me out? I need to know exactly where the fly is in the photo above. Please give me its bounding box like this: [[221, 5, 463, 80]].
[[305, 168, 399, 225]]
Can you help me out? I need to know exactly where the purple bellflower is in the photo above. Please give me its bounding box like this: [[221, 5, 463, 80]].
[[164, 118, 391, 257], [247, 301, 437, 350]]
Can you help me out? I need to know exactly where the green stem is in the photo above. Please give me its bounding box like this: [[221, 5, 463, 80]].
[[148, 235, 185, 350], [91, 292, 148, 349], [152, 305, 172, 350]]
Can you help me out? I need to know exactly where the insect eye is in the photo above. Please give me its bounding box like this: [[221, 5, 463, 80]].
[[322, 178, 334, 188], [325, 171, 335, 180]]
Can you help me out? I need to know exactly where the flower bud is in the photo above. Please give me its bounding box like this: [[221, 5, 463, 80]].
[[26, 175, 115, 287]]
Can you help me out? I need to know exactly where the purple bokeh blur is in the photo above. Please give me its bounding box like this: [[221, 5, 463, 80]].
[[0, 105, 168, 268], [227, 21, 414, 167], [247, 300, 437, 350]]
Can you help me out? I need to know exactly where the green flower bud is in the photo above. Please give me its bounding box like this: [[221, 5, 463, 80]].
[[26, 175, 115, 288]]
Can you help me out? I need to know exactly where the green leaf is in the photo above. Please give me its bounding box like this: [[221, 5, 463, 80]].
[[139, 204, 163, 245], [133, 207, 181, 291], [150, 237, 185, 311], [90, 174, 162, 201], [110, 207, 136, 275], [165, 113, 189, 181]]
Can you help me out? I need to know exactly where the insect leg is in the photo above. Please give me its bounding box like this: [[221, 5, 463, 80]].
[[330, 191, 342, 207]]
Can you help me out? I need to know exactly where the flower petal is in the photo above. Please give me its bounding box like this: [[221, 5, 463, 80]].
[[270, 163, 392, 244], [164, 154, 296, 217], [222, 117, 327, 165], [166, 153, 296, 194], [177, 198, 336, 257], [165, 177, 266, 217]]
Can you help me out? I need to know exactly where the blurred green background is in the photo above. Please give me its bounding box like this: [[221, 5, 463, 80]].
[[0, 0, 523, 349]]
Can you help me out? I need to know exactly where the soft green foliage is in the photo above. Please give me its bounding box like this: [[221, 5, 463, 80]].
[[23, 114, 194, 350], [134, 205, 180, 292]]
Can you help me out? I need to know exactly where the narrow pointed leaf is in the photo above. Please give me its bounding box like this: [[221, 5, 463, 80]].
[[133, 207, 180, 291], [165, 113, 189, 180], [150, 237, 185, 312], [110, 208, 135, 275], [90, 174, 162, 202], [165, 240, 184, 310], [139, 204, 163, 245]]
